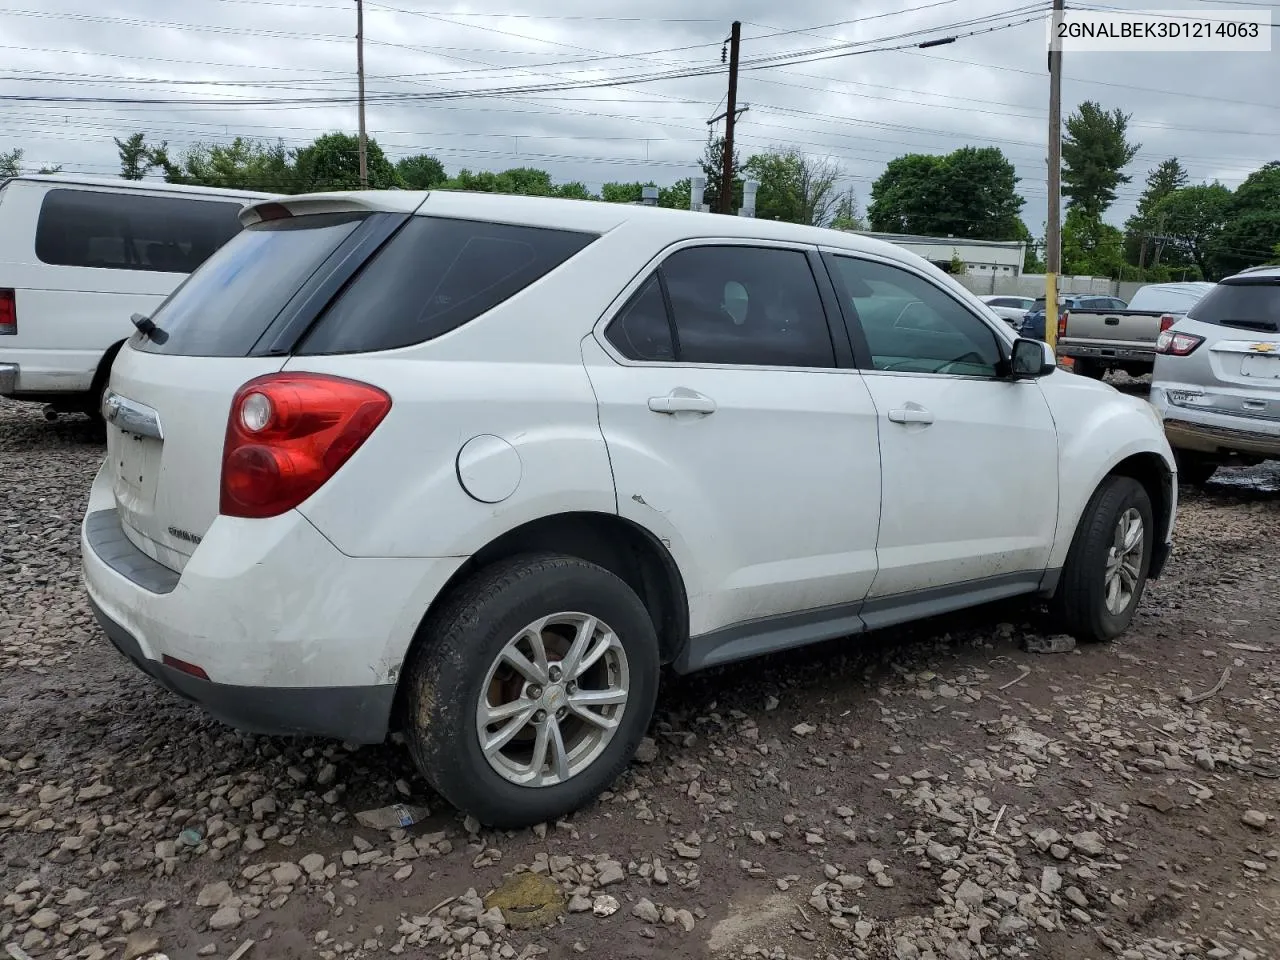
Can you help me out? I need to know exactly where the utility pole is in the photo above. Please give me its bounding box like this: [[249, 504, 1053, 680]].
[[356, 0, 368, 189], [1045, 0, 1064, 351], [720, 21, 741, 215]]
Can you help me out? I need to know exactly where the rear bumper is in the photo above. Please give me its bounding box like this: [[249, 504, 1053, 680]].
[[1151, 387, 1280, 458], [1057, 340, 1155, 365], [88, 595, 396, 742], [0, 347, 99, 396], [80, 461, 465, 744]]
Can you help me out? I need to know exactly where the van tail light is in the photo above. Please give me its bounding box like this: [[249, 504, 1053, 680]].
[[1158, 313, 1177, 334], [220, 373, 391, 519], [0, 289, 15, 335], [1156, 330, 1204, 357], [1057, 311, 1068, 339]]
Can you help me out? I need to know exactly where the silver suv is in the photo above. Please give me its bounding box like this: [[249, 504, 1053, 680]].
[[1151, 267, 1280, 485]]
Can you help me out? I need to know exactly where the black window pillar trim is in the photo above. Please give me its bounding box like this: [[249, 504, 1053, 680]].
[[817, 251, 873, 369], [249, 212, 411, 357], [806, 248, 857, 369]]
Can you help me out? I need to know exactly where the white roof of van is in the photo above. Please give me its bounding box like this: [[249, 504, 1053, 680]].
[[4, 173, 274, 201]]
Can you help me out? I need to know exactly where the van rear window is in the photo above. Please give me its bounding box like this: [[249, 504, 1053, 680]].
[[34, 188, 245, 274]]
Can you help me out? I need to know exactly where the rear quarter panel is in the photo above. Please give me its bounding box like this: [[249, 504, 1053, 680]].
[[287, 219, 675, 559]]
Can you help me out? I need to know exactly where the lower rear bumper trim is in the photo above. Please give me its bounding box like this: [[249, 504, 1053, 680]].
[[88, 596, 395, 744]]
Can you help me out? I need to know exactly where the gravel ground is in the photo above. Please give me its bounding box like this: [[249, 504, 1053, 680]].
[[2, 398, 1278, 960]]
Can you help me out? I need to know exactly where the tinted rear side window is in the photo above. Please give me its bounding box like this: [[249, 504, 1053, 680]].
[[299, 216, 597, 355], [1187, 280, 1280, 332], [135, 213, 368, 357], [35, 188, 245, 273]]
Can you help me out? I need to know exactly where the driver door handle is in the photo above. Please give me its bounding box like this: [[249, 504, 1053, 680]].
[[648, 391, 717, 415], [887, 405, 934, 425]]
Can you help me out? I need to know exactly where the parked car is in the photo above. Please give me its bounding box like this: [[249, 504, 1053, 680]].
[[81, 191, 1178, 827], [0, 174, 273, 420], [1150, 268, 1280, 485], [979, 295, 1035, 328], [1056, 282, 1215, 380], [1021, 294, 1127, 340]]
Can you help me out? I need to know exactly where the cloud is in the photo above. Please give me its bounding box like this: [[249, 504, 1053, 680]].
[[2, 0, 1276, 233]]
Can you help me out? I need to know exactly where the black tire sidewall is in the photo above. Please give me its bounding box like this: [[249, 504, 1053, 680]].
[[1074, 478, 1154, 640], [408, 556, 659, 828]]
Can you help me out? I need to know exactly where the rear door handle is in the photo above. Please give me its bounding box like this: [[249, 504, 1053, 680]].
[[648, 391, 716, 415], [1104, 316, 1120, 326], [887, 405, 934, 425]]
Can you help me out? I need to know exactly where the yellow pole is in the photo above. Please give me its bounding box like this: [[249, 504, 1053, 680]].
[[1044, 0, 1063, 354], [1045, 272, 1058, 352]]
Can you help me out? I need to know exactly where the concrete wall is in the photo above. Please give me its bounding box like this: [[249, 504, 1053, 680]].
[[953, 273, 1122, 298]]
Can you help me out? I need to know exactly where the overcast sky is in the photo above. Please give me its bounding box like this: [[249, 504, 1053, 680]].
[[3, 0, 1277, 235]]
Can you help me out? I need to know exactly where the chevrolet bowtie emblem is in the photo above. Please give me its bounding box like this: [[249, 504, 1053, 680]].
[[1248, 342, 1277, 353]]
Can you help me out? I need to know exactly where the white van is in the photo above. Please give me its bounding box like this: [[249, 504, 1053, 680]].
[[0, 175, 273, 419]]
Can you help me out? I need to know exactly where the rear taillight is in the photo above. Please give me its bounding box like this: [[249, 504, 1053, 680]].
[[220, 373, 391, 519], [1057, 311, 1068, 339], [1156, 330, 1204, 356], [0, 289, 15, 335], [1158, 313, 1177, 334]]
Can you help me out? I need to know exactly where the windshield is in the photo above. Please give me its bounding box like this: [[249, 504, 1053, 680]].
[[1187, 280, 1280, 332], [134, 212, 367, 357]]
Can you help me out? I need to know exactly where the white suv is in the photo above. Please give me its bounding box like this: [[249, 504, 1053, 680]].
[[81, 190, 1177, 827]]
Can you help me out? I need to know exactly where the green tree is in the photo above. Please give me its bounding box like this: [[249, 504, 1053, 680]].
[[700, 134, 742, 214], [658, 178, 692, 211], [830, 188, 863, 231], [395, 153, 446, 190], [948, 251, 966, 275], [868, 147, 1024, 240], [1, 148, 23, 178], [115, 133, 165, 180], [742, 148, 844, 226], [160, 137, 295, 193], [1061, 101, 1141, 219], [1123, 158, 1189, 267], [1151, 183, 1234, 279], [553, 181, 597, 201], [601, 182, 646, 204], [1062, 208, 1126, 277], [293, 132, 398, 192], [1215, 162, 1280, 275]]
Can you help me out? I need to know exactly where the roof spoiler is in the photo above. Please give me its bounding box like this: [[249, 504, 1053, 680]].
[[239, 191, 429, 227]]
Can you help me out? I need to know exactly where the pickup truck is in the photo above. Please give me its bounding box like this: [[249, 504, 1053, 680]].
[[1056, 281, 1215, 379]]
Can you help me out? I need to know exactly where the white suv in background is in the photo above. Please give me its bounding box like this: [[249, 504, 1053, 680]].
[[81, 191, 1178, 827], [0, 175, 271, 419]]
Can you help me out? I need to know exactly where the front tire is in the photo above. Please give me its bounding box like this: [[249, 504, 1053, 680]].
[[402, 554, 660, 829], [1053, 476, 1154, 643]]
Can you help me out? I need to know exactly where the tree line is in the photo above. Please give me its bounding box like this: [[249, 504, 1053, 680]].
[[5, 105, 1278, 280]]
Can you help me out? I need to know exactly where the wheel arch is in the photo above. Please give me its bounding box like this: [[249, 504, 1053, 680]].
[[1105, 451, 1174, 579], [88, 338, 128, 413], [391, 511, 690, 715]]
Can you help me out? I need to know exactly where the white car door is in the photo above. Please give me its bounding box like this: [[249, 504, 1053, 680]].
[[582, 241, 882, 667], [821, 251, 1060, 613]]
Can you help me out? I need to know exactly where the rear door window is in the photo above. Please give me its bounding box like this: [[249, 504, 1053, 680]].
[[34, 188, 245, 273], [298, 217, 597, 354], [1187, 279, 1280, 332], [135, 212, 369, 357]]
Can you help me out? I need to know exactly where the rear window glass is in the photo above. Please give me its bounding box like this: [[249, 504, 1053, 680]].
[[1187, 280, 1280, 332], [135, 212, 367, 357], [298, 216, 597, 355], [35, 188, 245, 273]]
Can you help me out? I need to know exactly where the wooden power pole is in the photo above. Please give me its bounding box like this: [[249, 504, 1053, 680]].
[[356, 0, 368, 189], [719, 21, 741, 215], [1045, 0, 1064, 350]]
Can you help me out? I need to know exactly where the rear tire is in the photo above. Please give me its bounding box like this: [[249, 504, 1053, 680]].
[[402, 553, 660, 829], [1053, 476, 1154, 643]]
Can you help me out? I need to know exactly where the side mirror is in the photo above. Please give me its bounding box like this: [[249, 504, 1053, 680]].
[[1010, 338, 1055, 379]]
